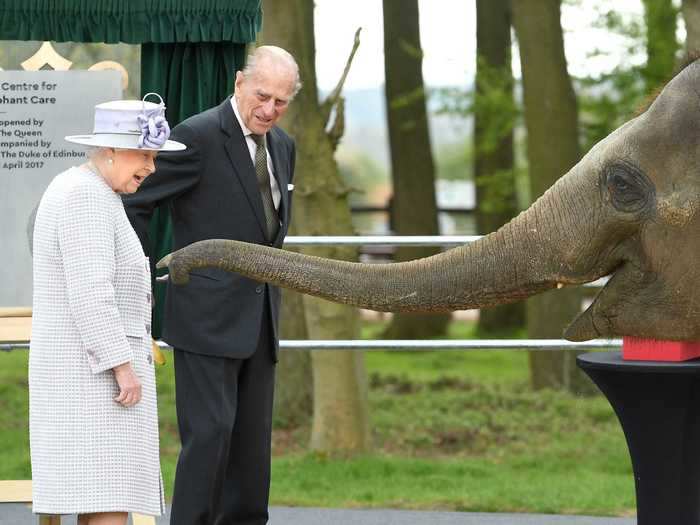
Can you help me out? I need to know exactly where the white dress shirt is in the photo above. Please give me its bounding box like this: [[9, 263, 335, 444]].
[[231, 96, 281, 210]]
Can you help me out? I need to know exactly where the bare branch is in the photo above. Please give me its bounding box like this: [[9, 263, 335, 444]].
[[321, 27, 362, 129], [327, 97, 346, 151]]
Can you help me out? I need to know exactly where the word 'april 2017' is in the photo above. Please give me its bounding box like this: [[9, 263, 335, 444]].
[[0, 81, 58, 105]]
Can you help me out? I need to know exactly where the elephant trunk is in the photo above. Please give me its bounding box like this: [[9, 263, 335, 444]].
[[161, 172, 604, 312]]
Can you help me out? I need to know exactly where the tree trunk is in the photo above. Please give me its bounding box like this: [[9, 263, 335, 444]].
[[512, 0, 590, 393], [682, 0, 700, 53], [474, 0, 524, 335], [260, 0, 371, 452], [273, 286, 312, 429], [642, 0, 679, 92], [381, 0, 450, 340]]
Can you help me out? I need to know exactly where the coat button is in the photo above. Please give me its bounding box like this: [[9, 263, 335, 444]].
[[147, 354, 153, 364], [255, 285, 263, 294], [145, 322, 151, 334], [86, 349, 99, 364]]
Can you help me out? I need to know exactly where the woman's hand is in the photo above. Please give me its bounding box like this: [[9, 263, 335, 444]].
[[112, 362, 142, 407]]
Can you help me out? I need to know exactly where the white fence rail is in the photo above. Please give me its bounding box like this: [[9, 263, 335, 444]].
[[2, 339, 622, 352]]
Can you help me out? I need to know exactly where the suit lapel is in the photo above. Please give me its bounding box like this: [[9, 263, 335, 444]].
[[219, 98, 268, 239], [267, 128, 289, 245]]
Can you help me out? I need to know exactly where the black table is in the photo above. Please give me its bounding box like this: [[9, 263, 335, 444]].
[[577, 351, 700, 525]]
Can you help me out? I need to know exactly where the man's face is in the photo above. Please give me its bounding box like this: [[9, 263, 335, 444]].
[[234, 63, 295, 135]]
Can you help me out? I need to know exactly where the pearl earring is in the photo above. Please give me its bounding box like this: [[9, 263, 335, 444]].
[[107, 158, 113, 165]]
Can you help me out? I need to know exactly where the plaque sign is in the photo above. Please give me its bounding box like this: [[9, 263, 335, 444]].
[[0, 70, 122, 307]]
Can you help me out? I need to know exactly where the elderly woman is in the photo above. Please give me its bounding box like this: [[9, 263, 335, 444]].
[[29, 95, 185, 525]]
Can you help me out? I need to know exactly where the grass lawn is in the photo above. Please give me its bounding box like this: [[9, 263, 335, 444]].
[[0, 319, 635, 516]]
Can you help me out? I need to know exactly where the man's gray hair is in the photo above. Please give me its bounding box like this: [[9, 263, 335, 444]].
[[242, 45, 302, 98]]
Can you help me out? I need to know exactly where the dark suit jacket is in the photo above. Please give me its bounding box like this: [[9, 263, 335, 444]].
[[123, 97, 295, 360]]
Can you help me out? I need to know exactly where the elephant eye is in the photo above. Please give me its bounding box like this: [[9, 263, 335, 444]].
[[605, 164, 652, 213]]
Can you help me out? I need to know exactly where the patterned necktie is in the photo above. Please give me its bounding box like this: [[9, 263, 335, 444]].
[[250, 134, 279, 240]]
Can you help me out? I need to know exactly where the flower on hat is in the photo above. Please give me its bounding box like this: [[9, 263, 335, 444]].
[[65, 93, 185, 152], [137, 93, 171, 149]]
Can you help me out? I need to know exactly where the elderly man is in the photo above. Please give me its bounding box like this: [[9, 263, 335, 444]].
[[123, 46, 300, 525]]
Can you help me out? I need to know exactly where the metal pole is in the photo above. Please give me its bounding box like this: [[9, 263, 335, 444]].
[[284, 235, 481, 246], [271, 339, 622, 351], [2, 339, 621, 352]]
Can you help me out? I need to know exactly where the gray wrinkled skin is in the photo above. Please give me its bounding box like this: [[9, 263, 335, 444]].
[[158, 60, 700, 343]]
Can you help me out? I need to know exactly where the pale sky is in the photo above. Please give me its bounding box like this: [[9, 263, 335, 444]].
[[313, 0, 651, 91]]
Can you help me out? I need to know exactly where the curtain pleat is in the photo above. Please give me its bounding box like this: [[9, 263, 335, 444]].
[[0, 0, 262, 43], [140, 41, 246, 337]]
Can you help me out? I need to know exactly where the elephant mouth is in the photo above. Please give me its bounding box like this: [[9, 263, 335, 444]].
[[566, 275, 615, 341], [563, 258, 640, 341]]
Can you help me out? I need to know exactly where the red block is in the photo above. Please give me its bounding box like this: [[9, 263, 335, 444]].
[[623, 337, 700, 362]]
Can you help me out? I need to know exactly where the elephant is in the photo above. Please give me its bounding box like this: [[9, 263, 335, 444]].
[[157, 57, 700, 344]]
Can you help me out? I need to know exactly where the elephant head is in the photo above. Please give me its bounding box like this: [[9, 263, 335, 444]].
[[158, 59, 700, 342]]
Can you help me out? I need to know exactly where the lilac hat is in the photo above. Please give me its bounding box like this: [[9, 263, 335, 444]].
[[65, 93, 185, 152]]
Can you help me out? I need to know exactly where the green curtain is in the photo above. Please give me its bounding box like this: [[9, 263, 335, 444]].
[[141, 42, 246, 337], [0, 0, 261, 43]]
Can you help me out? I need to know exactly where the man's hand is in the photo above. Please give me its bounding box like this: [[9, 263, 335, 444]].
[[113, 362, 142, 407]]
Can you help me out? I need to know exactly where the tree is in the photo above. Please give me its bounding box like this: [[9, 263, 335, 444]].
[[512, 0, 589, 392], [260, 0, 371, 452], [381, 0, 451, 340], [682, 0, 700, 52], [474, 0, 524, 335], [577, 3, 680, 154], [273, 289, 312, 428], [575, 7, 646, 153], [642, 0, 679, 92]]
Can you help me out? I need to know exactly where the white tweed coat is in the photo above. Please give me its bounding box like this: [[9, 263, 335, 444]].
[[29, 165, 164, 516]]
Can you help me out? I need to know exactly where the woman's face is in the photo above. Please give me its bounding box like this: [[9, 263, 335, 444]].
[[106, 148, 157, 194]]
